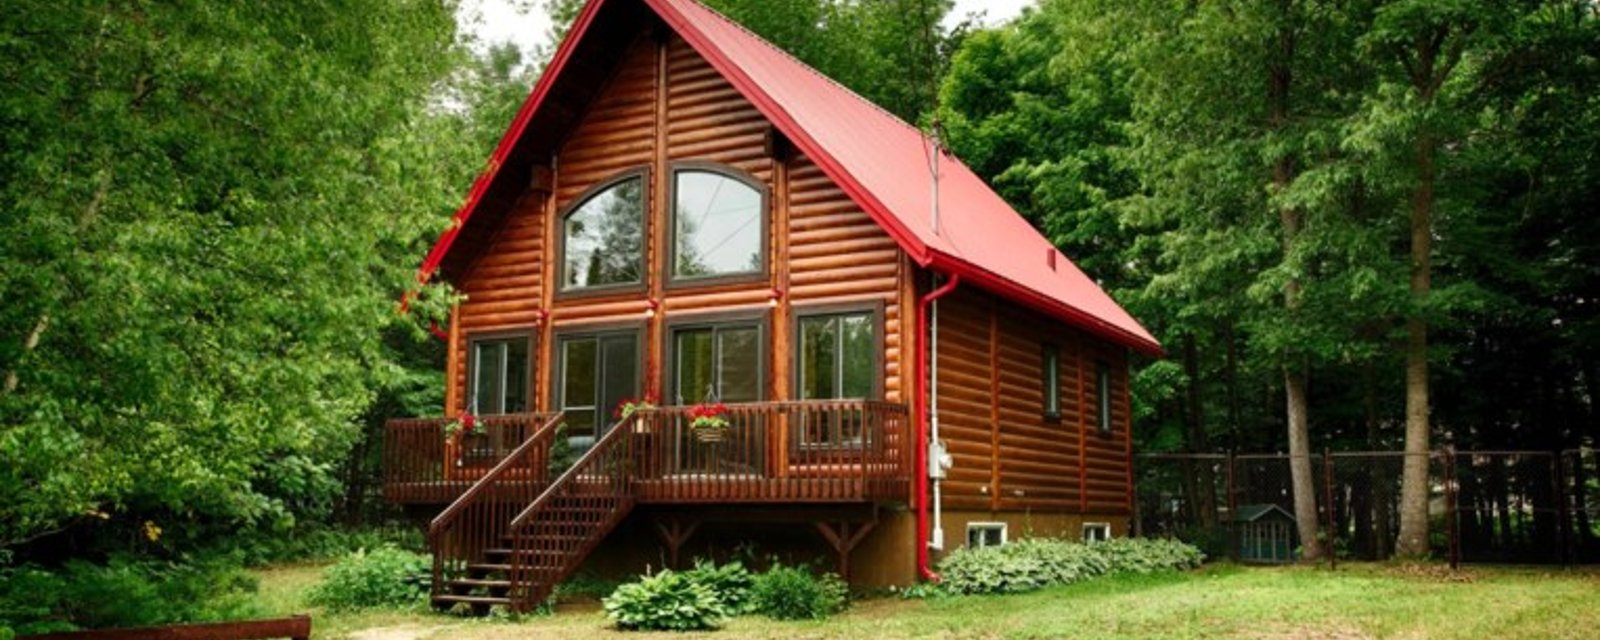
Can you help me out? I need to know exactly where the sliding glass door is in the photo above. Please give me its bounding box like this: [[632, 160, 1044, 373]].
[[555, 330, 640, 454]]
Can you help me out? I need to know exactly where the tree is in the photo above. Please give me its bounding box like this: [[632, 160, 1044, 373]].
[[0, 0, 468, 548]]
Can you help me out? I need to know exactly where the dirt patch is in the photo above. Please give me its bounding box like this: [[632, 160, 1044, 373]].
[[1385, 563, 1476, 583], [345, 624, 449, 640], [1244, 622, 1375, 640]]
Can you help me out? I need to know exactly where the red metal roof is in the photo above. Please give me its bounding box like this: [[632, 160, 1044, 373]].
[[420, 0, 1161, 356]]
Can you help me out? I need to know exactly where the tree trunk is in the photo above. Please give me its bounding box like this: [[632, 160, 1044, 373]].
[[1268, 1, 1322, 561], [1183, 332, 1219, 527], [1396, 130, 1436, 558]]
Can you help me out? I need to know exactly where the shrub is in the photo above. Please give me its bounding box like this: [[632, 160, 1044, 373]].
[[936, 536, 1203, 595], [682, 559, 756, 614], [306, 546, 429, 611], [749, 564, 848, 620], [603, 570, 727, 631], [0, 555, 261, 634]]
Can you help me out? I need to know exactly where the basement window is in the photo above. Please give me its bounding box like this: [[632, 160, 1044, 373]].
[[1083, 522, 1112, 543], [966, 522, 1007, 549]]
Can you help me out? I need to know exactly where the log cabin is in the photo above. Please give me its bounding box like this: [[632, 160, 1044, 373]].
[[383, 0, 1162, 613]]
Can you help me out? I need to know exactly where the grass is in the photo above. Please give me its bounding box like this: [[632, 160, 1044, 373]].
[[255, 562, 1600, 639]]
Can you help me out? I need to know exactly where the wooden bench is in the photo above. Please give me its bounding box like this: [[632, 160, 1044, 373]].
[[19, 616, 311, 640]]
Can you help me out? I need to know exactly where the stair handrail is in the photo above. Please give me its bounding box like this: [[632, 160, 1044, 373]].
[[429, 411, 566, 536], [507, 411, 642, 530], [427, 411, 563, 601], [502, 412, 644, 610]]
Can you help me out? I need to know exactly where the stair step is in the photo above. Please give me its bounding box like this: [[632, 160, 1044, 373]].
[[483, 547, 566, 558], [448, 577, 511, 589], [432, 594, 511, 605]]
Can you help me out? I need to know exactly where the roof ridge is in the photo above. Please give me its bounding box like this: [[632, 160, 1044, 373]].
[[679, 0, 927, 136]]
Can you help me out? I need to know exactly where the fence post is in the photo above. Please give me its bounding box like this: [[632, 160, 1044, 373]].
[[1445, 447, 1459, 570], [1324, 448, 1336, 571], [1226, 449, 1238, 562]]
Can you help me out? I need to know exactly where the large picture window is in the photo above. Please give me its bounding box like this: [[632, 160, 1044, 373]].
[[468, 333, 533, 415], [670, 166, 765, 283], [671, 321, 763, 405], [561, 173, 645, 292]]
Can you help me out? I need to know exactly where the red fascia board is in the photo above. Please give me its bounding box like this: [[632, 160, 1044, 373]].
[[646, 0, 933, 266], [926, 251, 1164, 357], [415, 0, 615, 285]]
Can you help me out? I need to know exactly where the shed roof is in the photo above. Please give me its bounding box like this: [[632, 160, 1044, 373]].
[[419, 0, 1161, 356], [1234, 504, 1296, 523]]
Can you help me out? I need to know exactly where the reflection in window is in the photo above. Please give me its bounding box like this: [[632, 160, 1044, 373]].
[[673, 170, 762, 280], [563, 176, 644, 290], [1096, 361, 1113, 435], [797, 311, 875, 447], [469, 334, 531, 415], [673, 323, 761, 405], [1042, 345, 1060, 416]]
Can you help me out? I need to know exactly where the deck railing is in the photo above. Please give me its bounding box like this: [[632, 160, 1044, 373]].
[[427, 412, 565, 600], [504, 413, 641, 609], [631, 400, 911, 503], [384, 412, 556, 502]]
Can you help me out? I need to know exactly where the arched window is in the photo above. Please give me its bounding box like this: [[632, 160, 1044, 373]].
[[670, 166, 766, 283], [561, 173, 646, 292]]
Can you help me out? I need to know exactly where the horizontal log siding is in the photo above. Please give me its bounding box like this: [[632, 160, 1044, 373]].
[[447, 31, 906, 413], [787, 153, 904, 403], [933, 288, 1131, 515]]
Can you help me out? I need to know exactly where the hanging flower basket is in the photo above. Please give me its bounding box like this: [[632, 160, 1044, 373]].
[[688, 402, 731, 443]]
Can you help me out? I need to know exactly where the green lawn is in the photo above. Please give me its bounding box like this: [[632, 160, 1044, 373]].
[[255, 563, 1600, 639]]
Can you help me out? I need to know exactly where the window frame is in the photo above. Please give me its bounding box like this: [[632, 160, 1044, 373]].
[[1083, 522, 1112, 543], [663, 310, 771, 406], [464, 328, 537, 416], [1095, 360, 1113, 436], [966, 522, 1008, 549], [554, 167, 651, 300], [1041, 343, 1061, 420], [790, 302, 885, 403], [549, 322, 645, 444], [664, 161, 771, 290]]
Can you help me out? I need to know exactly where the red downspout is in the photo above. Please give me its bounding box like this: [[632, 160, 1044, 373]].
[[915, 272, 959, 582]]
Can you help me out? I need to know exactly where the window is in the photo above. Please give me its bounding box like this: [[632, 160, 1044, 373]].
[[795, 309, 877, 448], [561, 173, 645, 292], [1096, 361, 1112, 435], [1042, 345, 1060, 418], [555, 330, 640, 452], [670, 167, 765, 282], [670, 320, 763, 405], [796, 311, 876, 401], [468, 333, 532, 415], [967, 523, 1007, 549], [1083, 522, 1112, 543]]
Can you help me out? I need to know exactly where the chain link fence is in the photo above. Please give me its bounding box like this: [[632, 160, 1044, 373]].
[[1135, 449, 1599, 566]]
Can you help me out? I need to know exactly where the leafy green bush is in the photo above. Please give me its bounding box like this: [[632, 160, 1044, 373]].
[[204, 525, 425, 567], [937, 536, 1203, 595], [0, 555, 262, 634], [603, 570, 727, 631], [749, 564, 848, 620], [306, 546, 429, 611], [682, 559, 756, 615]]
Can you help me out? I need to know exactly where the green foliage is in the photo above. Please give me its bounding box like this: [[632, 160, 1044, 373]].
[[682, 559, 756, 615], [305, 546, 429, 612], [936, 537, 1204, 596], [0, 555, 261, 634], [208, 525, 425, 567], [602, 569, 728, 631], [748, 564, 849, 621]]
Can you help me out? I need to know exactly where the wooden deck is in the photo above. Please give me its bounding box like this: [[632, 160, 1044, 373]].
[[384, 401, 911, 505]]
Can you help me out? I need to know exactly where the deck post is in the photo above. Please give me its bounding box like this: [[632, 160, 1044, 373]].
[[653, 517, 699, 570], [814, 509, 879, 582]]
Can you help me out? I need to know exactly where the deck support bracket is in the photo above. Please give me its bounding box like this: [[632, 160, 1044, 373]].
[[814, 506, 879, 581], [654, 517, 701, 569]]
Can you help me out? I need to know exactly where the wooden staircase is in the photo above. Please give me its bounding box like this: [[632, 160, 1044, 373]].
[[429, 413, 640, 614]]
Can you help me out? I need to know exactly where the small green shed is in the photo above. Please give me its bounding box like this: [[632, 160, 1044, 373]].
[[1235, 503, 1296, 563]]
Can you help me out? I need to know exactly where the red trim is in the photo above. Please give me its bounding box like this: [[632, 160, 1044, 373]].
[[915, 273, 959, 582], [643, 0, 932, 266], [415, 0, 615, 285], [926, 251, 1163, 357]]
